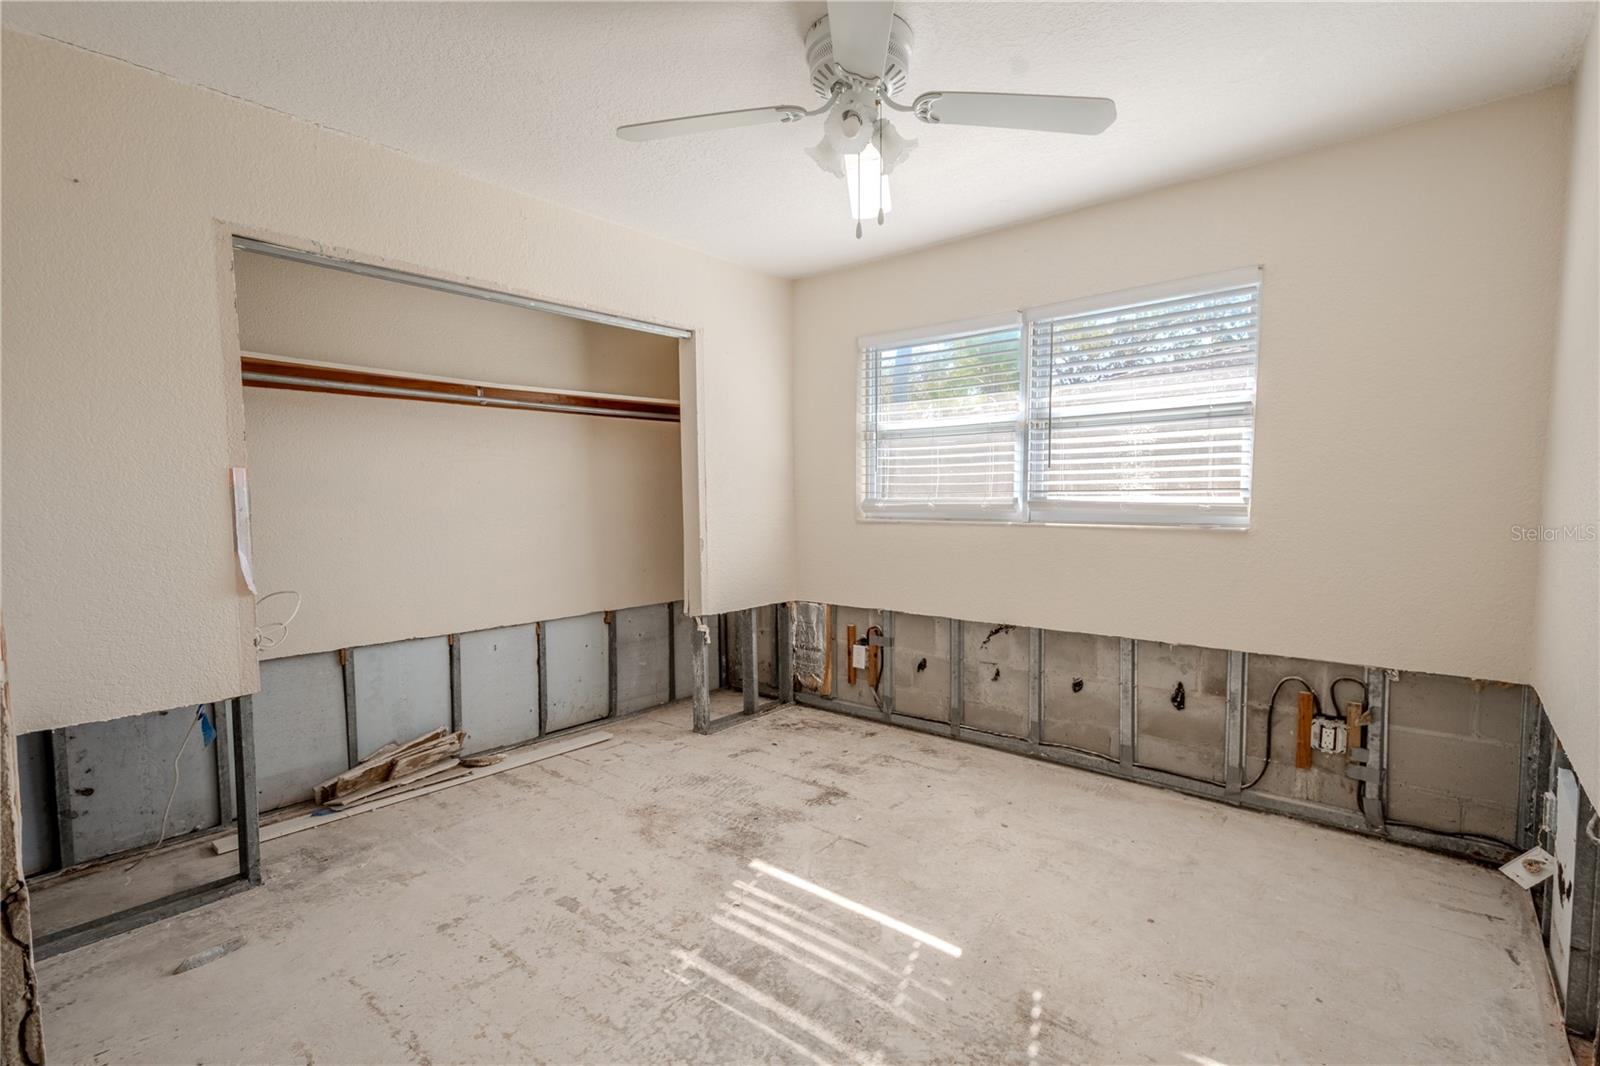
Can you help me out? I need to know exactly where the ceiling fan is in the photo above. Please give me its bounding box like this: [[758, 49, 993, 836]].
[[615, 1, 1117, 237]]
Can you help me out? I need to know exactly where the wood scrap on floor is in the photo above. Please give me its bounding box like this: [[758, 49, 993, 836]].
[[213, 731, 613, 855], [310, 728, 459, 805]]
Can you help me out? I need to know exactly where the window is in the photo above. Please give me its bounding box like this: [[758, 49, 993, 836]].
[[858, 314, 1024, 519], [858, 268, 1261, 528]]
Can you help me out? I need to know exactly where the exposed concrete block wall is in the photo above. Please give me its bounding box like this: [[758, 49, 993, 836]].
[[19, 601, 688, 870], [253, 653, 348, 811], [891, 614, 951, 724], [806, 601, 1532, 857], [543, 613, 609, 732], [351, 637, 451, 762], [962, 623, 1031, 738], [458, 624, 540, 756], [54, 708, 222, 863], [614, 607, 671, 716], [1244, 654, 1364, 811], [1386, 673, 1524, 842], [1133, 642, 1229, 785], [1041, 631, 1120, 760]]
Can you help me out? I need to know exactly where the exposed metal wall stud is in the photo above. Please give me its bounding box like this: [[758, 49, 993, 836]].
[[1517, 686, 1545, 851], [447, 634, 464, 734], [1224, 650, 1245, 796], [606, 609, 619, 719], [535, 623, 549, 738], [49, 727, 76, 870], [1118, 638, 1135, 768], [880, 611, 895, 716], [948, 619, 964, 737], [1028, 627, 1043, 750], [213, 702, 235, 825], [776, 602, 795, 705], [339, 647, 358, 769], [741, 608, 759, 715], [1358, 665, 1388, 829], [692, 615, 712, 734]]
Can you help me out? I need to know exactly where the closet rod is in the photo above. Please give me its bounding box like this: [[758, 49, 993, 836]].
[[241, 356, 680, 423], [231, 236, 692, 341]]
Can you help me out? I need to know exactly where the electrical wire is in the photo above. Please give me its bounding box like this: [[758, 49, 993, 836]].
[[254, 589, 302, 651], [125, 589, 303, 874], [1242, 675, 1318, 790], [123, 706, 203, 873], [865, 625, 885, 710], [1328, 676, 1368, 717]]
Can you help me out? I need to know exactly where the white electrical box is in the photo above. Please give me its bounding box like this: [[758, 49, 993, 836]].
[[851, 644, 868, 669]]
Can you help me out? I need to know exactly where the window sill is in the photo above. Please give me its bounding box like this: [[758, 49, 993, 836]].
[[856, 512, 1251, 532]]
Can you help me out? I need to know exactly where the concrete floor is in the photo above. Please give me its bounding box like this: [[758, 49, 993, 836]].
[[35, 697, 1570, 1064]]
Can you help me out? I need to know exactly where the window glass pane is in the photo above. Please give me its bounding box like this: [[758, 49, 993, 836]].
[[860, 321, 1022, 516], [1027, 273, 1259, 526]]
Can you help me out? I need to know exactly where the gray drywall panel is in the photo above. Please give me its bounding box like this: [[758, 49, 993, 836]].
[[616, 605, 671, 715], [58, 706, 221, 862], [1386, 672, 1523, 841], [254, 652, 351, 811], [962, 622, 1032, 738], [672, 602, 719, 698], [545, 612, 609, 731], [1133, 641, 1228, 784], [832, 605, 886, 708], [1243, 653, 1364, 810], [352, 636, 451, 761], [892, 614, 951, 723], [459, 624, 539, 754], [17, 730, 58, 876], [1041, 630, 1121, 758]]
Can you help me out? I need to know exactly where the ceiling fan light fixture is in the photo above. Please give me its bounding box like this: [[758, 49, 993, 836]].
[[615, 2, 1116, 236], [844, 140, 890, 223]]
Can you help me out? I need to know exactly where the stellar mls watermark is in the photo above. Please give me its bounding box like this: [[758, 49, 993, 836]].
[[1511, 523, 1598, 542]]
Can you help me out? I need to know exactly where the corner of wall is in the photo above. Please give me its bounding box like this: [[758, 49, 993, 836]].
[[1532, 22, 1600, 799]]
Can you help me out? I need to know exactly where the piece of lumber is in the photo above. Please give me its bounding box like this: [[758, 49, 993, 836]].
[[1294, 691, 1316, 769], [387, 732, 464, 778], [214, 731, 612, 854], [323, 760, 469, 809], [311, 727, 452, 804], [846, 624, 858, 686]]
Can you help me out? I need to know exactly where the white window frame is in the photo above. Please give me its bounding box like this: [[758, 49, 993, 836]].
[[857, 311, 1027, 522], [857, 267, 1261, 529]]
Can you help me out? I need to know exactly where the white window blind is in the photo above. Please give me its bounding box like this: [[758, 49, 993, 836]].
[[1026, 268, 1261, 527], [859, 314, 1024, 518]]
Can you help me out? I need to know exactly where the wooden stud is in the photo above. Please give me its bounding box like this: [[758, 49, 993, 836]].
[[846, 624, 858, 686], [1295, 691, 1315, 769]]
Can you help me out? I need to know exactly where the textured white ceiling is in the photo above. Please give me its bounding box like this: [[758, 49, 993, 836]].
[[4, 2, 1594, 277]]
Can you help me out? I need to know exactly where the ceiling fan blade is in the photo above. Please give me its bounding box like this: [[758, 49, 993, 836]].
[[617, 105, 805, 142], [914, 92, 1117, 135], [827, 0, 896, 78]]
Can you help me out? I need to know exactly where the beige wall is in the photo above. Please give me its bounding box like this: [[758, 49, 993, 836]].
[[1533, 26, 1599, 799], [793, 87, 1571, 687], [235, 252, 683, 659], [1, 30, 793, 734]]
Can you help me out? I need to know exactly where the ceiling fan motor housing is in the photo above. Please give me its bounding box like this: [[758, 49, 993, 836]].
[[805, 14, 913, 98]]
